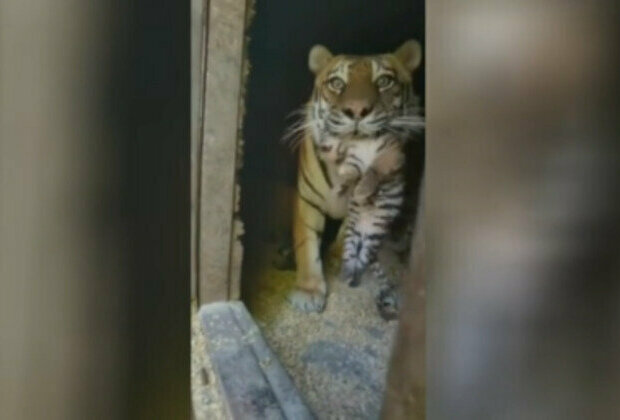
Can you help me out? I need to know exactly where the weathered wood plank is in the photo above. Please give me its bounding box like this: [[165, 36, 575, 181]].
[[198, 0, 247, 303], [199, 302, 314, 420]]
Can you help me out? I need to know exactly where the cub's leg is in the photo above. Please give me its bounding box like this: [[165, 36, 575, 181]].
[[370, 261, 401, 321], [341, 213, 401, 320], [338, 163, 361, 186], [340, 201, 383, 287], [337, 148, 363, 185], [342, 180, 404, 288], [340, 217, 364, 287], [353, 168, 380, 204], [341, 212, 384, 287], [289, 191, 327, 312], [355, 146, 404, 203]]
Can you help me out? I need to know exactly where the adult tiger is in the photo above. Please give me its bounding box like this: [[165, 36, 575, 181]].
[[287, 40, 424, 313]]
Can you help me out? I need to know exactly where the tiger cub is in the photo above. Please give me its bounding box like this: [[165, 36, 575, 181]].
[[319, 134, 406, 287]]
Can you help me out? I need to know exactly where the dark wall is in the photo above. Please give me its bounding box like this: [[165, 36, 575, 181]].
[[241, 0, 425, 297], [243, 0, 425, 183]]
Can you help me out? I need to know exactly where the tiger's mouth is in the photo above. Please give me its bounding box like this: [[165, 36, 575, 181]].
[[324, 112, 380, 137], [325, 107, 425, 140], [293, 104, 423, 149], [325, 111, 397, 139]]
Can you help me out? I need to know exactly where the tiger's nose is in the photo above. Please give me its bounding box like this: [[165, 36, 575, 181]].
[[343, 101, 373, 120]]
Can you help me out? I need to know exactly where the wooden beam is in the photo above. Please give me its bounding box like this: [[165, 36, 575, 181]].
[[197, 0, 248, 304]]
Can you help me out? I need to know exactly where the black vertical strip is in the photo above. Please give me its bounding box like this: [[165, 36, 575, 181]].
[[195, 0, 210, 305], [119, 0, 191, 416]]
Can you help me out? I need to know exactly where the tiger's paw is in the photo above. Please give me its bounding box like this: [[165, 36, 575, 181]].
[[288, 282, 327, 313], [376, 284, 401, 321]]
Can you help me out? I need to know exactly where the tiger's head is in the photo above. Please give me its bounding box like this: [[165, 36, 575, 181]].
[[307, 40, 424, 142]]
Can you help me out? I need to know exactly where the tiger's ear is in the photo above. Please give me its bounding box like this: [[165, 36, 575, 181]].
[[394, 40, 422, 72], [308, 45, 333, 74]]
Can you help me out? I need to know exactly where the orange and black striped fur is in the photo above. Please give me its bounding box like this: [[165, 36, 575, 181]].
[[285, 40, 423, 313]]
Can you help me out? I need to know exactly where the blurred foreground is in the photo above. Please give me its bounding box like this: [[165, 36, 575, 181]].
[[1, 1, 619, 419], [424, 1, 620, 419]]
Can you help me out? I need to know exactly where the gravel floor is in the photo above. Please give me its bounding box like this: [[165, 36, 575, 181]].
[[191, 241, 405, 419], [246, 246, 403, 419], [191, 301, 227, 420]]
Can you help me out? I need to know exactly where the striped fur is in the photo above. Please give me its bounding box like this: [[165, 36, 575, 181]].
[[338, 136, 406, 287], [287, 40, 423, 313]]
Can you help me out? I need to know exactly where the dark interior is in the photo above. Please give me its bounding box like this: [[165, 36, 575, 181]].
[[240, 0, 425, 301]]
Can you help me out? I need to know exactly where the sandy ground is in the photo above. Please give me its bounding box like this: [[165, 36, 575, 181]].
[[191, 302, 227, 420], [247, 246, 404, 419], [191, 241, 405, 419]]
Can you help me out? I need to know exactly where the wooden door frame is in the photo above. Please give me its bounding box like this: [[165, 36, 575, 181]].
[[193, 0, 252, 304]]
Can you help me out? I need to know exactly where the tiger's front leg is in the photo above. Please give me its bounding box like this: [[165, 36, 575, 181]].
[[289, 191, 327, 312]]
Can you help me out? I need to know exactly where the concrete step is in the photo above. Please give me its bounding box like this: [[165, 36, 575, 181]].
[[199, 301, 314, 420]]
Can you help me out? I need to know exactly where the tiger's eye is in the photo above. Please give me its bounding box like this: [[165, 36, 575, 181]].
[[376, 75, 395, 90], [328, 77, 345, 92]]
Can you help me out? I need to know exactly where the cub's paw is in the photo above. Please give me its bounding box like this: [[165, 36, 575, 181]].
[[337, 164, 360, 184], [376, 284, 401, 321], [340, 263, 362, 288], [353, 181, 376, 204], [288, 284, 326, 313]]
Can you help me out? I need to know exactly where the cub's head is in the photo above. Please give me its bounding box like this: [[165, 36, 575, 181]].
[[308, 40, 423, 140]]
